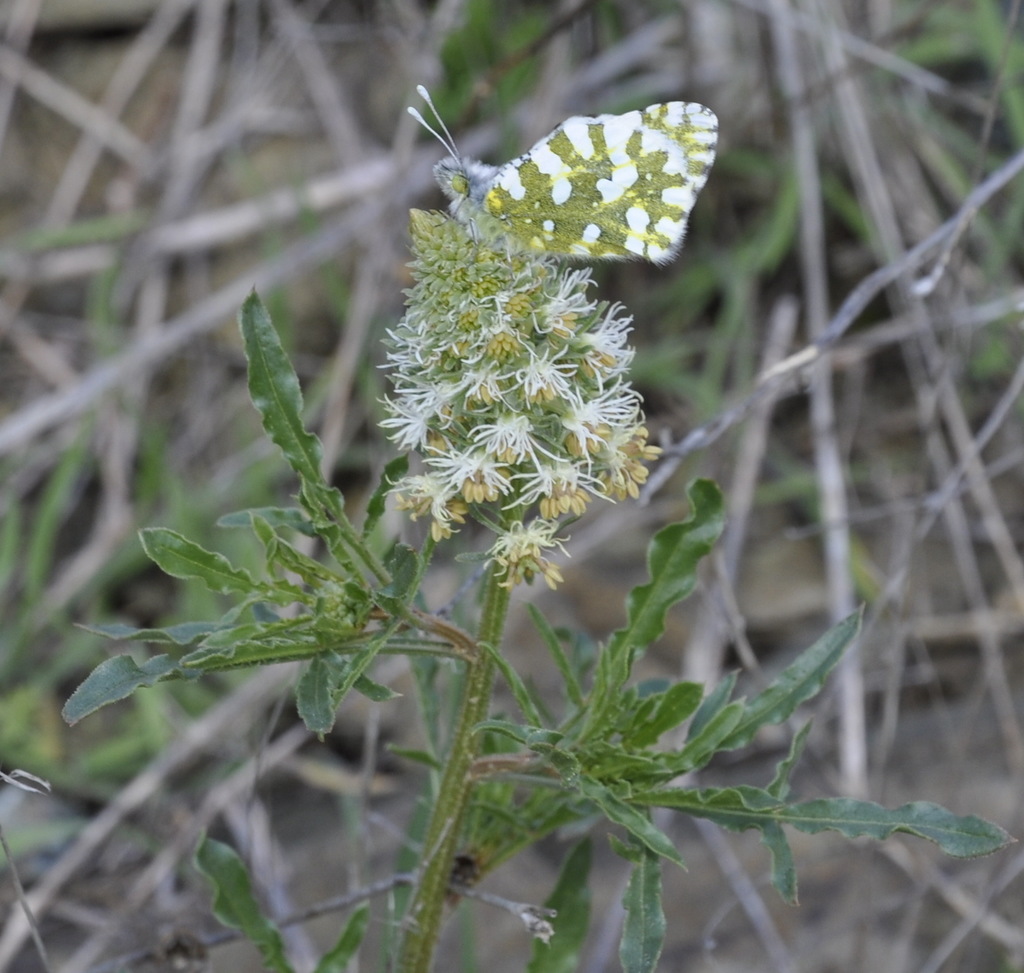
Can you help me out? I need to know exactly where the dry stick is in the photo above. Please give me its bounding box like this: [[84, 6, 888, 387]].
[[0, 201, 386, 458], [804, 0, 866, 796], [0, 45, 148, 164], [319, 256, 389, 477], [0, 667, 297, 969], [0, 156, 401, 285], [270, 0, 364, 167], [727, 0, 990, 113], [44, 0, 197, 226], [59, 721, 311, 973], [644, 143, 1024, 487], [907, 337, 1024, 773], [880, 841, 1024, 970], [696, 818, 799, 973], [921, 356, 1024, 610], [913, 0, 1024, 297], [0, 0, 42, 162], [0, 825, 50, 973], [0, 0, 194, 459], [681, 297, 799, 689]]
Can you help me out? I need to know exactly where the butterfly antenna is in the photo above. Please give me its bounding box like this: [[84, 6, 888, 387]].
[[408, 84, 461, 160]]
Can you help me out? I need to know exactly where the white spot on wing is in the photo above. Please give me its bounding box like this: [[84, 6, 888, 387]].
[[626, 207, 650, 233], [551, 178, 572, 204], [531, 143, 570, 177], [562, 119, 595, 159], [498, 166, 526, 200]]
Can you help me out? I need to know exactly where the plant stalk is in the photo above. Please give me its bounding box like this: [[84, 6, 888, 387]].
[[396, 565, 511, 973]]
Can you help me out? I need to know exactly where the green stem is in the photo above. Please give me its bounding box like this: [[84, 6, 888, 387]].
[[396, 565, 511, 973]]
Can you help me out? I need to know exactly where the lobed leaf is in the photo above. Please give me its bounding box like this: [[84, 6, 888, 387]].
[[623, 681, 704, 749], [783, 798, 1012, 859], [610, 478, 723, 661]]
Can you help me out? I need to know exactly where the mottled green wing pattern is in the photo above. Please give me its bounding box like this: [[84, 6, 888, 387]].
[[476, 102, 717, 264]]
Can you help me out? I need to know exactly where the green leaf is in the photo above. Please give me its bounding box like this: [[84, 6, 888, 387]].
[[618, 840, 665, 973], [527, 839, 591, 973], [632, 784, 785, 824], [218, 506, 317, 535], [481, 639, 544, 726], [250, 514, 336, 587], [582, 480, 723, 740], [632, 786, 1012, 898], [194, 835, 293, 973], [313, 904, 369, 973], [783, 798, 1012, 859], [238, 291, 324, 490], [181, 620, 329, 671], [675, 700, 745, 772], [612, 479, 724, 654], [623, 681, 703, 748], [353, 673, 401, 702], [767, 722, 811, 800], [528, 606, 583, 709], [140, 527, 259, 595], [297, 654, 337, 735], [686, 670, 736, 741], [477, 721, 580, 784], [364, 456, 408, 538], [758, 820, 797, 903], [375, 543, 421, 614], [62, 654, 192, 724], [579, 778, 683, 867], [718, 610, 861, 752], [387, 745, 441, 770], [82, 621, 217, 644], [295, 635, 390, 735]]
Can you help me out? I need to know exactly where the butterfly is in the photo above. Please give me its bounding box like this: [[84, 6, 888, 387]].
[[410, 86, 717, 264]]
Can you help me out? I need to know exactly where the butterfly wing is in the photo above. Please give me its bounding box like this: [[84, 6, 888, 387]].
[[481, 103, 717, 263]]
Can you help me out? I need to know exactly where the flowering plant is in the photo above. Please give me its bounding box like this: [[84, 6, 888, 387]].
[[64, 207, 1010, 973]]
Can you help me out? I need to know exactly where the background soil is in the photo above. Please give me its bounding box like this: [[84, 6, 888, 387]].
[[1, 1, 1023, 972]]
